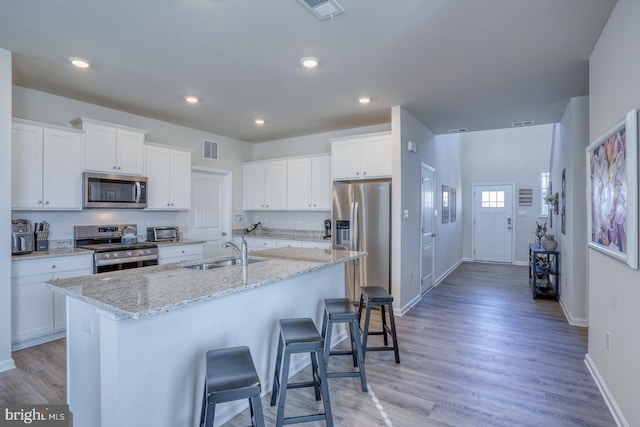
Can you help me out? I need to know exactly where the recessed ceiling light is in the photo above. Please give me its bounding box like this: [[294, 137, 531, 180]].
[[254, 118, 265, 125], [184, 96, 199, 104], [357, 96, 371, 104], [69, 57, 90, 69], [300, 57, 319, 69]]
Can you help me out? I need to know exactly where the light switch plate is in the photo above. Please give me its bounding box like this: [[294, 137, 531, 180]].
[[403, 209, 409, 220]]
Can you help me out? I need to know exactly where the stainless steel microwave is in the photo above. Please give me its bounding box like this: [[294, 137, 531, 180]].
[[83, 172, 147, 209]]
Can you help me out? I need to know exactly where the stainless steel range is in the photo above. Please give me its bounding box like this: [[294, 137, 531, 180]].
[[75, 224, 159, 274]]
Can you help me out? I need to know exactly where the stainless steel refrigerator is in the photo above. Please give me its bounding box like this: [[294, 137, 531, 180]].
[[332, 180, 391, 302]]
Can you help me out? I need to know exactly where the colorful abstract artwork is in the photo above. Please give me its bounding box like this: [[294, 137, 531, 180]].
[[586, 110, 638, 269]]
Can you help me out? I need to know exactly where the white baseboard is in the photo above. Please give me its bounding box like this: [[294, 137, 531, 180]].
[[11, 330, 66, 352], [0, 357, 16, 373], [584, 354, 628, 427], [435, 258, 464, 286], [559, 298, 588, 327]]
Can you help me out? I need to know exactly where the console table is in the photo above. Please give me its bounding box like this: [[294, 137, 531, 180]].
[[529, 243, 559, 300]]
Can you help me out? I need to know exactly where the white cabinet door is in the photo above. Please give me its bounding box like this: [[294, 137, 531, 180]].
[[158, 244, 204, 265], [169, 149, 192, 209], [287, 158, 312, 210], [244, 162, 266, 210], [81, 119, 145, 174], [11, 122, 44, 209], [331, 132, 391, 180], [11, 274, 54, 342], [12, 121, 83, 210], [11, 254, 92, 344], [245, 160, 288, 210], [331, 138, 360, 180], [84, 121, 118, 172], [245, 237, 277, 251], [145, 145, 171, 209], [311, 156, 331, 210], [145, 145, 192, 210], [360, 134, 392, 178], [116, 128, 145, 175], [264, 160, 288, 209], [42, 127, 84, 209]]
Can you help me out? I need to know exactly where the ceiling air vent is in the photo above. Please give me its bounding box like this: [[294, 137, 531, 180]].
[[297, 0, 344, 20], [203, 139, 218, 160], [447, 128, 468, 134], [512, 120, 535, 127]]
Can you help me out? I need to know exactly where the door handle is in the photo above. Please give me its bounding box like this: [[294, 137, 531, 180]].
[[222, 232, 227, 236]]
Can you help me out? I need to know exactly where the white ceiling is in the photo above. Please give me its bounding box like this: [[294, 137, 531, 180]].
[[0, 0, 616, 143]]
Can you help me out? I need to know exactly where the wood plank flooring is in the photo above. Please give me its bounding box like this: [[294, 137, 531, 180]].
[[0, 262, 616, 426]]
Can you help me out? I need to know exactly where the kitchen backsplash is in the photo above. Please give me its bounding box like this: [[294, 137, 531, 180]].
[[244, 210, 329, 232]]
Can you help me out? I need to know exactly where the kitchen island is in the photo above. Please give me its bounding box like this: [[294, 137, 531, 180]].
[[48, 247, 364, 427]]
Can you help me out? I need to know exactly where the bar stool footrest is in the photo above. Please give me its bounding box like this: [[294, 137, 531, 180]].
[[283, 413, 328, 425]]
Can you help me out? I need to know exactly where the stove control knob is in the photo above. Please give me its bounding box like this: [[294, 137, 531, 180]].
[[113, 253, 118, 258], [127, 251, 133, 257], [104, 254, 110, 259]]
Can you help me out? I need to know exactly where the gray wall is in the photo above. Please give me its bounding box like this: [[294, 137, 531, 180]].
[[455, 125, 554, 263], [392, 106, 463, 310], [588, 0, 640, 425], [551, 96, 589, 326], [0, 49, 14, 372]]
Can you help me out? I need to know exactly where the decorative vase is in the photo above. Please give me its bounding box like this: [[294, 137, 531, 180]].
[[542, 234, 558, 251]]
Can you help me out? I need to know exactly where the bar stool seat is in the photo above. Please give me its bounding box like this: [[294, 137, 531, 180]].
[[270, 318, 333, 427], [358, 286, 400, 363], [200, 345, 265, 427], [321, 298, 367, 392]]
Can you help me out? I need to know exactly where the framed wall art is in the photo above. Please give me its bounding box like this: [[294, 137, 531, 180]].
[[586, 109, 638, 269], [442, 185, 449, 223]]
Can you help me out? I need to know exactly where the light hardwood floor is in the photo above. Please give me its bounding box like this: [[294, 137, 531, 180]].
[[1, 262, 615, 426]]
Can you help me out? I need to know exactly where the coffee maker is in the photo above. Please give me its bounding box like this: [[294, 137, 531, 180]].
[[11, 218, 34, 255], [324, 219, 331, 239]]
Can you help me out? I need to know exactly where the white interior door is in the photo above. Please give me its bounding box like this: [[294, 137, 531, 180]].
[[187, 169, 232, 259], [421, 164, 435, 293], [473, 184, 513, 263]]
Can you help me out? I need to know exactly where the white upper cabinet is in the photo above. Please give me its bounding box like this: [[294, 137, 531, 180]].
[[145, 144, 192, 210], [71, 118, 146, 175], [331, 131, 391, 180], [12, 120, 84, 210], [287, 155, 331, 211], [244, 160, 288, 210]]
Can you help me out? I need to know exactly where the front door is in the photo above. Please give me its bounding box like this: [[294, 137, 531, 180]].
[[421, 164, 435, 293], [473, 184, 513, 263], [187, 169, 232, 259]]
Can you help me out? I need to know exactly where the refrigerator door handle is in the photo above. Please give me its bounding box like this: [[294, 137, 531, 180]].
[[353, 202, 359, 252]]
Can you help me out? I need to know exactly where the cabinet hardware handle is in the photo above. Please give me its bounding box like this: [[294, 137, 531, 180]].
[[45, 201, 50, 205], [38, 200, 43, 204], [51, 265, 56, 269]]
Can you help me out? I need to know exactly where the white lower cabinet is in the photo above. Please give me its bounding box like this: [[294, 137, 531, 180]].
[[276, 239, 303, 248], [11, 254, 93, 349], [158, 244, 204, 264], [245, 237, 278, 252]]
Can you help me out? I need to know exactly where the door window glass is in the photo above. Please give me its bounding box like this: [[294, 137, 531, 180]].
[[481, 190, 505, 208]]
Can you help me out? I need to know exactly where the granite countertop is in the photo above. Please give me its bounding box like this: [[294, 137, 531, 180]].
[[11, 247, 94, 262], [47, 248, 365, 320]]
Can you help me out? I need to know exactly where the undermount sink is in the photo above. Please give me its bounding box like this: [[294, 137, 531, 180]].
[[182, 258, 264, 270]]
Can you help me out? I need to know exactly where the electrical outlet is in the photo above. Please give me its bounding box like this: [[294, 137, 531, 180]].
[[82, 319, 94, 335], [606, 331, 611, 351]]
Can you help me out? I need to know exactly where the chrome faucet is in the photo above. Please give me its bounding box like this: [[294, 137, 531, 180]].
[[221, 238, 248, 266]]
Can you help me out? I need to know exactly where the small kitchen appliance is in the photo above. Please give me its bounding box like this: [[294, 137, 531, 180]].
[[147, 226, 180, 242], [11, 218, 35, 255]]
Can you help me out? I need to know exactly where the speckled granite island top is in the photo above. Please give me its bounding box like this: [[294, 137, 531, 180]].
[[47, 248, 365, 320]]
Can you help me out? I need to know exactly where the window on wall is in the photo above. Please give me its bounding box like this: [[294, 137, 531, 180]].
[[481, 190, 505, 208], [540, 172, 550, 217]]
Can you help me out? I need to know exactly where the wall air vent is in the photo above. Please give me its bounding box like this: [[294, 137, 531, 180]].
[[297, 0, 344, 20], [203, 139, 218, 160]]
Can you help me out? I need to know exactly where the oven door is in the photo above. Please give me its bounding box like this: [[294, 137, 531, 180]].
[[95, 258, 158, 274]]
